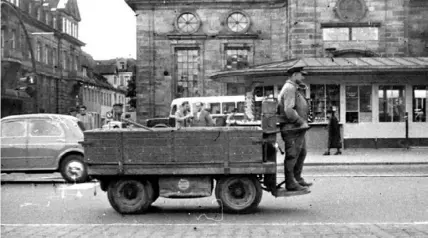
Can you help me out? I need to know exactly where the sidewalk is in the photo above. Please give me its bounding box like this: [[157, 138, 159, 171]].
[[277, 148, 428, 166]]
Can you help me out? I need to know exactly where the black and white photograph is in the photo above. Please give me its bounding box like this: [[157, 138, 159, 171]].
[[1, 0, 427, 237]]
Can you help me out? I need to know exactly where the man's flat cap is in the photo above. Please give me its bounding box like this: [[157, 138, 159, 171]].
[[287, 66, 308, 75]]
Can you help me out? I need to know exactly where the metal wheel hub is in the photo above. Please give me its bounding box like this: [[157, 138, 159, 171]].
[[66, 161, 84, 180], [122, 184, 139, 200]]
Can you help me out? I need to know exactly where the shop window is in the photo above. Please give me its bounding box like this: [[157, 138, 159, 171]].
[[225, 47, 250, 70], [254, 86, 274, 100], [379, 85, 406, 122], [310, 84, 340, 122], [253, 86, 274, 120], [176, 48, 200, 98], [345, 85, 372, 123], [413, 86, 427, 122]]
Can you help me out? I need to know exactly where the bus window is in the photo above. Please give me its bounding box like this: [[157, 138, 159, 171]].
[[207, 103, 221, 114], [222, 102, 236, 114], [171, 104, 177, 116], [237, 102, 245, 113]]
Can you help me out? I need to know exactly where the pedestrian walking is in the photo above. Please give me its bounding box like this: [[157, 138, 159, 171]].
[[191, 102, 214, 127], [277, 67, 312, 192], [323, 108, 342, 155]]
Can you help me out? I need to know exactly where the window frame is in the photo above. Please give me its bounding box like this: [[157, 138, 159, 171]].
[[378, 85, 406, 123], [225, 11, 251, 33], [321, 24, 380, 42], [10, 29, 17, 49], [345, 85, 373, 123], [175, 12, 201, 34], [412, 85, 427, 123], [174, 47, 201, 98]]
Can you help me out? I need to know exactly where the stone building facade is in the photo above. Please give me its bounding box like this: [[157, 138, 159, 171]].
[[125, 0, 428, 123], [1, 0, 85, 117]]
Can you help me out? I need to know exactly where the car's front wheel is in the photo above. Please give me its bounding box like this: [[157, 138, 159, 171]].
[[60, 154, 88, 183]]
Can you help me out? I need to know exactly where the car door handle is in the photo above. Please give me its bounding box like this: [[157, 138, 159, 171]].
[[56, 139, 65, 142]]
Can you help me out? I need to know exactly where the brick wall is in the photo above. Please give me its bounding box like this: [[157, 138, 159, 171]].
[[408, 0, 428, 56]]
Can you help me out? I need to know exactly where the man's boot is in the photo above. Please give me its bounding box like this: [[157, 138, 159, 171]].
[[294, 148, 313, 187], [285, 159, 308, 191]]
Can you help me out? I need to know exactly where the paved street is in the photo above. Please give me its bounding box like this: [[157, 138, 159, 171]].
[[1, 165, 428, 237]]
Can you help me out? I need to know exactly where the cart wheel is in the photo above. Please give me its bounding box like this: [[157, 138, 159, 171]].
[[107, 179, 151, 214], [215, 176, 262, 214]]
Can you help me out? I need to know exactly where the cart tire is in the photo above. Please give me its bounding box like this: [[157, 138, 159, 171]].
[[107, 179, 151, 214], [215, 176, 262, 214]]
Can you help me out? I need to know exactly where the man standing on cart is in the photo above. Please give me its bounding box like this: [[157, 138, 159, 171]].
[[277, 67, 312, 192]]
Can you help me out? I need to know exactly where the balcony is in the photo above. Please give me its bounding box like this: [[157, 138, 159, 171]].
[[1, 48, 23, 64]]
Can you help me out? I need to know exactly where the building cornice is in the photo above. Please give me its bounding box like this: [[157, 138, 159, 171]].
[[125, 0, 287, 10]]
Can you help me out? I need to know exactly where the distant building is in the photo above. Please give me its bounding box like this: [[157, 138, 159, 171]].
[[77, 52, 123, 127], [95, 58, 134, 117], [1, 0, 85, 117]]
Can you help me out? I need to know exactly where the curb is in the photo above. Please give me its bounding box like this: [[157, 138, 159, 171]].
[[304, 162, 428, 166], [1, 179, 68, 184]]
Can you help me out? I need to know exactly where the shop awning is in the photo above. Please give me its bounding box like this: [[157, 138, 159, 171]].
[[209, 57, 428, 80]]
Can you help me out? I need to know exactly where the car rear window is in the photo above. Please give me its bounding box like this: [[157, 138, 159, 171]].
[[1, 120, 26, 137], [64, 118, 84, 138]]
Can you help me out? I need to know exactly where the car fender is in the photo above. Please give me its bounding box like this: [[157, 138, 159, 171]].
[[56, 147, 85, 170]]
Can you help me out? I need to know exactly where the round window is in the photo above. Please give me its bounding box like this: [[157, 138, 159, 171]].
[[226, 12, 250, 33], [176, 13, 200, 33]]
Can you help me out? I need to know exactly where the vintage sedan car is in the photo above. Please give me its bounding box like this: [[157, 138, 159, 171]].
[[1, 114, 88, 183]]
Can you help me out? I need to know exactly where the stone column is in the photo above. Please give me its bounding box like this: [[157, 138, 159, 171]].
[[136, 9, 156, 123]]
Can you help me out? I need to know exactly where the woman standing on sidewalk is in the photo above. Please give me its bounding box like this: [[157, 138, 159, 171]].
[[324, 108, 342, 155]]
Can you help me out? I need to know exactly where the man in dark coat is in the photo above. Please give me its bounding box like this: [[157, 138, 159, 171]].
[[191, 102, 214, 127], [324, 109, 342, 155], [277, 67, 312, 192]]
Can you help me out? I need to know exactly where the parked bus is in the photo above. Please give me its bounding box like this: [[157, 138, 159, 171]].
[[146, 96, 246, 128]]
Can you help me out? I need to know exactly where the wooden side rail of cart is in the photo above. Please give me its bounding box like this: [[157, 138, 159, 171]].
[[82, 126, 310, 214]]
